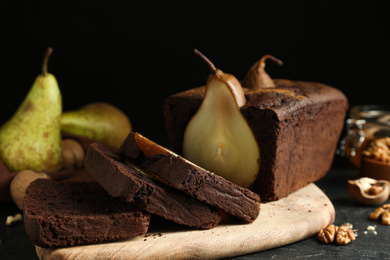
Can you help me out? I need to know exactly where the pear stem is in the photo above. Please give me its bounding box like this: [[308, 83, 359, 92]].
[[42, 47, 53, 76], [259, 54, 283, 71], [194, 49, 217, 72]]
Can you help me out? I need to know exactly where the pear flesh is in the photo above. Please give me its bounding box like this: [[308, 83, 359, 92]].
[[0, 49, 62, 172], [61, 103, 132, 149], [183, 78, 260, 188]]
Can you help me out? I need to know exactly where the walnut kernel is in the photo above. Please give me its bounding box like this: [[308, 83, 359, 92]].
[[318, 224, 356, 245], [369, 207, 385, 220], [317, 224, 338, 244], [336, 225, 356, 245], [369, 204, 390, 225], [381, 211, 390, 225], [363, 137, 390, 164], [368, 183, 385, 195], [383, 204, 390, 210]]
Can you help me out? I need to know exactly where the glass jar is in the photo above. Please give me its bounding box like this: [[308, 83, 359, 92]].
[[338, 105, 390, 168]]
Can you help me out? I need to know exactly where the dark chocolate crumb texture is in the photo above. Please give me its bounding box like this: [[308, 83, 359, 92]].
[[84, 143, 221, 229]]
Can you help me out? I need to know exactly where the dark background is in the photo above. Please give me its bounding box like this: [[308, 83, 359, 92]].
[[1, 1, 388, 146]]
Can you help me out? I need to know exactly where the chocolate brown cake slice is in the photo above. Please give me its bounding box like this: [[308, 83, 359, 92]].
[[84, 143, 221, 229], [23, 179, 150, 248], [120, 132, 261, 223], [163, 79, 348, 201]]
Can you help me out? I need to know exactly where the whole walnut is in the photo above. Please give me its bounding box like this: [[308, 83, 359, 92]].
[[10, 170, 50, 210], [61, 139, 85, 170]]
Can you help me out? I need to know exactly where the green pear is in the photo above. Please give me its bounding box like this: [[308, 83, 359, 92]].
[[183, 50, 260, 188], [0, 48, 63, 172], [61, 102, 132, 148]]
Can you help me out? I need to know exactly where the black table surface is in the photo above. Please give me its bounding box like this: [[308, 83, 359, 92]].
[[1, 157, 390, 260]]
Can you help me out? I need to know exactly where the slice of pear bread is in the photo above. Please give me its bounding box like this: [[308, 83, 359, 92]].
[[84, 143, 221, 229], [120, 132, 261, 223], [23, 179, 150, 248]]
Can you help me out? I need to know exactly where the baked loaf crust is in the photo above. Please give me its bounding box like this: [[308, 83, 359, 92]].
[[84, 143, 221, 229], [23, 179, 150, 248], [163, 79, 348, 201], [120, 132, 261, 223]]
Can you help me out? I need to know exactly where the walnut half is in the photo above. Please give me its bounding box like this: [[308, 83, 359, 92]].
[[317, 224, 338, 244], [336, 225, 356, 245], [348, 177, 390, 205]]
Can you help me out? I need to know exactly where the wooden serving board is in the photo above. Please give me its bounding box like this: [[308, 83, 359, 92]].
[[35, 183, 334, 260]]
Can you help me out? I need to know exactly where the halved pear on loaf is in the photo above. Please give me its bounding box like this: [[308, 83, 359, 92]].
[[182, 50, 260, 189], [163, 53, 349, 202]]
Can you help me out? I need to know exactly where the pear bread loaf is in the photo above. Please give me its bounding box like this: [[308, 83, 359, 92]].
[[120, 132, 261, 223], [23, 179, 150, 248], [163, 79, 348, 202], [84, 143, 221, 229]]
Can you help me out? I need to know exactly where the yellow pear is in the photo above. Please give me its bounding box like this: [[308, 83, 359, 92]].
[[0, 48, 63, 172], [183, 50, 260, 188]]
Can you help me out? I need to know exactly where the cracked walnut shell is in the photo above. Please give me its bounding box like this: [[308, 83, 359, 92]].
[[348, 177, 390, 205]]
